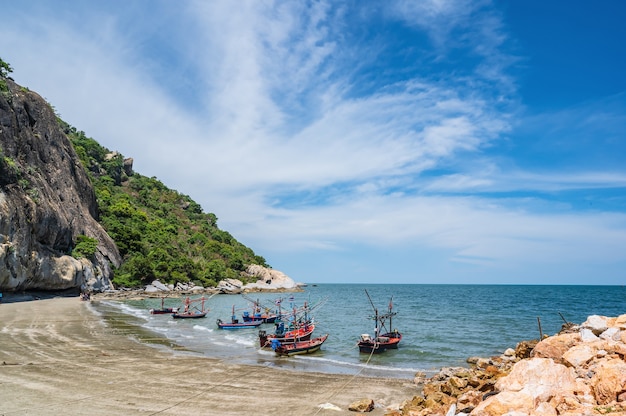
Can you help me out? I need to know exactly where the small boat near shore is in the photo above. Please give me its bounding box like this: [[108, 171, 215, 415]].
[[357, 289, 402, 354], [242, 310, 278, 324], [241, 294, 280, 323], [150, 297, 179, 315], [272, 334, 329, 357], [258, 323, 315, 348], [258, 298, 327, 348], [217, 305, 264, 329], [217, 319, 264, 329], [172, 296, 208, 319]]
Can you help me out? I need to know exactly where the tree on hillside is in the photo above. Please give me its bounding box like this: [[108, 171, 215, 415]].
[[0, 57, 13, 78]]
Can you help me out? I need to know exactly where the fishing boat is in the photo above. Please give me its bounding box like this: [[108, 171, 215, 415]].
[[240, 294, 280, 323], [217, 305, 264, 329], [357, 289, 402, 353], [258, 322, 315, 348], [272, 334, 329, 357], [242, 310, 277, 323], [150, 297, 179, 315], [172, 296, 208, 319], [258, 296, 329, 348]]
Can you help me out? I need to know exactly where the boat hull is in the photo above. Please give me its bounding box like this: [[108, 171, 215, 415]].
[[172, 312, 207, 319], [275, 335, 328, 357], [242, 314, 278, 324], [358, 332, 402, 354], [150, 308, 178, 315], [258, 324, 315, 348], [217, 319, 263, 329]]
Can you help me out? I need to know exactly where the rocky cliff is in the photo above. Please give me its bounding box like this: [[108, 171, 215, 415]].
[[0, 78, 121, 292]]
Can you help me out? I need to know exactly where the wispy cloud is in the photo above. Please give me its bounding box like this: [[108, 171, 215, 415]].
[[2, 0, 625, 283]]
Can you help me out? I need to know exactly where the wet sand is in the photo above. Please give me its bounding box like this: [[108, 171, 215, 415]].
[[0, 296, 418, 415]]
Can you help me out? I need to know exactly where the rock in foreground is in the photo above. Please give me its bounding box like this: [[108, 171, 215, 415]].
[[394, 314, 626, 416]]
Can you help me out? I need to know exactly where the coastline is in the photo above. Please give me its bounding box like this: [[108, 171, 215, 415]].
[[0, 295, 418, 416]]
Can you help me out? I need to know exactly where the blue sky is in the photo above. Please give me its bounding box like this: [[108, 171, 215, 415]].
[[2, 1, 625, 284]]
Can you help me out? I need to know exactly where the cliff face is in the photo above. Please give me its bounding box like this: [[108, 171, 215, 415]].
[[0, 79, 121, 292]]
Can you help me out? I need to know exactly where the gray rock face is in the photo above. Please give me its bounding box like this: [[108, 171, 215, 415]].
[[0, 79, 121, 292]]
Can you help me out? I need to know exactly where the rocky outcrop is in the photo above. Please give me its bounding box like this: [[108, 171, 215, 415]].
[[0, 79, 121, 292], [240, 265, 300, 291], [393, 314, 626, 416]]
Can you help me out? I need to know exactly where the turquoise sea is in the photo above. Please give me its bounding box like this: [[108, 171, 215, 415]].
[[92, 284, 626, 379]]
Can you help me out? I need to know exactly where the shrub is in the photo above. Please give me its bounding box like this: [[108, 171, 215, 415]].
[[71, 235, 98, 259]]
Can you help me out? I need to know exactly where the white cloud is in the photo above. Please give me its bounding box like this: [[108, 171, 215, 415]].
[[2, 0, 625, 283]]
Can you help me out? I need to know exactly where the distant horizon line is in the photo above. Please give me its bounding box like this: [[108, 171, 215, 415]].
[[302, 282, 624, 287]]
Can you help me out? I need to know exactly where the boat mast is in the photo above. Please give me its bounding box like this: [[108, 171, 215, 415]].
[[388, 296, 393, 332], [364, 289, 379, 337]]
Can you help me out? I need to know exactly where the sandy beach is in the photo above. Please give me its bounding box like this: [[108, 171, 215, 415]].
[[0, 296, 418, 416]]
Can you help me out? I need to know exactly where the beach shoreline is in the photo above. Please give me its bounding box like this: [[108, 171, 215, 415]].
[[0, 295, 419, 416]]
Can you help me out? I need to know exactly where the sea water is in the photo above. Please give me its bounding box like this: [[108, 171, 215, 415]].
[[92, 284, 626, 379]]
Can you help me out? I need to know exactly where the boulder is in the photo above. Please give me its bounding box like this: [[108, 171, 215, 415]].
[[583, 315, 610, 336], [590, 358, 626, 405], [600, 327, 621, 341], [472, 358, 581, 416], [348, 398, 374, 412], [241, 265, 298, 290], [580, 328, 600, 342], [531, 332, 580, 361], [217, 278, 243, 293], [562, 343, 597, 368], [150, 280, 170, 292]]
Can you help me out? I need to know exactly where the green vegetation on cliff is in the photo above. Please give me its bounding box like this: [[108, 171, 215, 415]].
[[61, 121, 268, 288]]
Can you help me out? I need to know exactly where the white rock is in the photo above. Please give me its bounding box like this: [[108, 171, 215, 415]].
[[583, 315, 609, 335], [580, 328, 599, 342], [600, 327, 621, 341], [150, 280, 170, 291]]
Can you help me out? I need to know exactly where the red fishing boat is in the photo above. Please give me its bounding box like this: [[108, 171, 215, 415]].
[[272, 334, 329, 357], [172, 296, 208, 319], [357, 290, 402, 354], [258, 297, 328, 348], [258, 322, 315, 348]]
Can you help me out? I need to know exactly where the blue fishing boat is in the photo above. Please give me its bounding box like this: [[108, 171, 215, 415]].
[[217, 305, 264, 329]]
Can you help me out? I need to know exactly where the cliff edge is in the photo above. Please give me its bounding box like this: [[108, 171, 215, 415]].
[[0, 79, 121, 292]]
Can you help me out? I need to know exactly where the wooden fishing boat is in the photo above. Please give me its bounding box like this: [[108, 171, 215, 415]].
[[217, 305, 264, 329], [258, 323, 315, 348], [273, 334, 329, 357], [150, 297, 179, 315], [241, 294, 280, 323], [172, 296, 208, 319], [258, 297, 327, 348], [242, 310, 278, 323], [357, 290, 402, 354], [217, 319, 264, 329]]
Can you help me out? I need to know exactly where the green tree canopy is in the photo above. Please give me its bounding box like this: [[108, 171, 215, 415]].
[[63, 119, 269, 288]]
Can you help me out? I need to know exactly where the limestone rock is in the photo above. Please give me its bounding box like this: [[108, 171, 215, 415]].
[[217, 278, 243, 293], [399, 314, 626, 416], [590, 358, 626, 405], [241, 265, 298, 290], [583, 315, 610, 336], [473, 358, 580, 415], [0, 79, 121, 292], [562, 343, 597, 368], [531, 332, 580, 362], [348, 398, 374, 412], [149, 280, 170, 292]]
